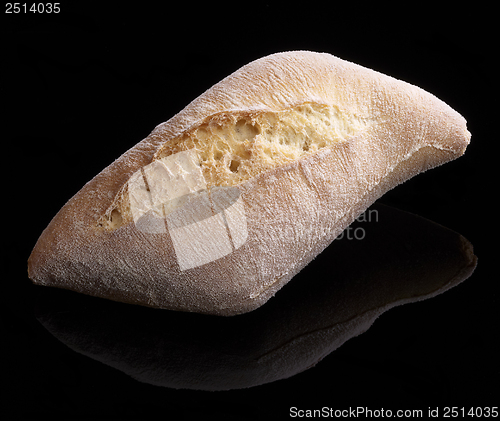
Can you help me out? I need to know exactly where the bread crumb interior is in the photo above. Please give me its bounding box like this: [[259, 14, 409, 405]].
[[100, 102, 371, 230]]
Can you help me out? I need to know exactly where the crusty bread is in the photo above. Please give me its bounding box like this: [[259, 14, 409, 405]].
[[27, 51, 471, 316]]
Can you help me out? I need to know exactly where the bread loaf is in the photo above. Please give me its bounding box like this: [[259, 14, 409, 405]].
[[27, 51, 471, 316]]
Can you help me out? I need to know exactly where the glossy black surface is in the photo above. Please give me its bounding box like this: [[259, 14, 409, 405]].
[[4, 4, 495, 420]]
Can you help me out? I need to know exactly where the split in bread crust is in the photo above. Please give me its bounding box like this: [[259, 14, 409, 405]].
[[102, 102, 376, 231]]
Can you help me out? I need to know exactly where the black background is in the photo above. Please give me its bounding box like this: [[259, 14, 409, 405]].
[[2, 2, 497, 420]]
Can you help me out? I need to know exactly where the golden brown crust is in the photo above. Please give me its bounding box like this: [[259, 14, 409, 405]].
[[27, 51, 470, 315]]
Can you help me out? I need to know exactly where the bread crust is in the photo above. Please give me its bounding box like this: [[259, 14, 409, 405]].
[[27, 51, 470, 315]]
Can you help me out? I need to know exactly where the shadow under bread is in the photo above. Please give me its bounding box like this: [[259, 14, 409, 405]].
[[34, 203, 477, 391]]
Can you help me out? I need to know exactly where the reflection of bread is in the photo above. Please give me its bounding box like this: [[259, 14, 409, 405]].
[[28, 51, 471, 316], [36, 204, 477, 390]]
